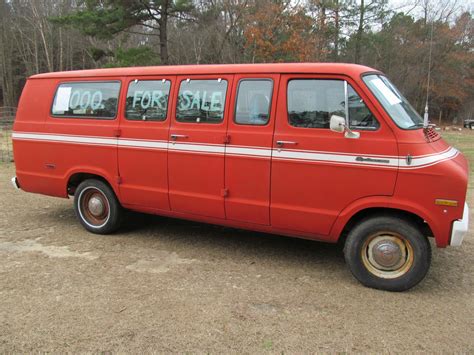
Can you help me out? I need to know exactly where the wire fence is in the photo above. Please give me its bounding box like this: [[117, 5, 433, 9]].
[[0, 107, 16, 162]]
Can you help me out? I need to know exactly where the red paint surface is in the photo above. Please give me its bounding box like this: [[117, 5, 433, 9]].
[[13, 63, 469, 247]]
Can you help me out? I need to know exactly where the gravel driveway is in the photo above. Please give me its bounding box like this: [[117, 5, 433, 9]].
[[1, 163, 473, 352]]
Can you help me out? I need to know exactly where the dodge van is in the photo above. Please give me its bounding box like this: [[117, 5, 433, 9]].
[[11, 63, 469, 291]]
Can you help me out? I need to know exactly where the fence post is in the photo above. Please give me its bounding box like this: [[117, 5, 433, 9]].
[[0, 106, 16, 163]]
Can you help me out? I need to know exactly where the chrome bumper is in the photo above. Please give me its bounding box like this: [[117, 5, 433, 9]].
[[11, 176, 20, 190], [450, 203, 469, 246]]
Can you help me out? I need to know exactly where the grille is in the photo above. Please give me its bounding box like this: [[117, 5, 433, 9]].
[[424, 127, 440, 142]]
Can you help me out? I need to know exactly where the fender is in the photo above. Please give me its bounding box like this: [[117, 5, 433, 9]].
[[329, 195, 441, 245], [64, 166, 120, 200]]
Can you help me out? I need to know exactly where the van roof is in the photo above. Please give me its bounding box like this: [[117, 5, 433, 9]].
[[29, 63, 379, 79]]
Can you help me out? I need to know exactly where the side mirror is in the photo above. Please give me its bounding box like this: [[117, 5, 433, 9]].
[[330, 115, 346, 133], [329, 115, 360, 139]]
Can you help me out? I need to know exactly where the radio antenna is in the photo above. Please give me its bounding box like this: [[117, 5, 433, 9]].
[[424, 19, 434, 128]]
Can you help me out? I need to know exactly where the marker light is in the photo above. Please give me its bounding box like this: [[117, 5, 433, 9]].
[[435, 199, 458, 207]]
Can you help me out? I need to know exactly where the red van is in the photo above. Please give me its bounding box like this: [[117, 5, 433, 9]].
[[11, 63, 469, 291]]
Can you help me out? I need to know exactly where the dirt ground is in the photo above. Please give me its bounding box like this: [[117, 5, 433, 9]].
[[1, 146, 473, 352]]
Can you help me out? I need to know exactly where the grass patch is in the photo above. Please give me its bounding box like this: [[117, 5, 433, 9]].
[[442, 129, 474, 172], [0, 129, 13, 163]]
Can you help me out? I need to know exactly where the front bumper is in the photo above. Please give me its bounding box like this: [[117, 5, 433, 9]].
[[450, 203, 469, 246]]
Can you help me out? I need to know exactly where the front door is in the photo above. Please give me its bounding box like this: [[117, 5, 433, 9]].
[[224, 74, 280, 225], [168, 75, 233, 219], [271, 74, 398, 237]]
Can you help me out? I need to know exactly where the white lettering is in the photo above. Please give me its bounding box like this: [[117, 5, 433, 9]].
[[152, 90, 164, 109], [133, 91, 143, 108], [80, 91, 91, 109], [91, 91, 102, 110], [190, 91, 201, 110], [141, 91, 151, 109], [210, 92, 223, 112], [70, 91, 80, 109]]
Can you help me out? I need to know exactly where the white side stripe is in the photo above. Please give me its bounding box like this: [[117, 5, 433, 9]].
[[13, 132, 116, 146], [12, 132, 458, 169], [119, 139, 167, 150], [226, 146, 272, 157], [169, 142, 225, 154], [399, 147, 458, 169], [273, 149, 398, 167]]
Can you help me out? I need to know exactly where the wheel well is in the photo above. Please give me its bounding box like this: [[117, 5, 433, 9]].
[[338, 207, 434, 245], [67, 173, 110, 196]]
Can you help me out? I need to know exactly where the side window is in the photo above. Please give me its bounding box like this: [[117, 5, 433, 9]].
[[288, 80, 345, 128], [176, 79, 228, 123], [348, 85, 379, 130], [235, 79, 273, 125], [125, 80, 171, 121], [52, 82, 120, 119]]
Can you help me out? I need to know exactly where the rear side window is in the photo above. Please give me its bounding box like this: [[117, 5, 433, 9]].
[[235, 80, 273, 125], [52, 82, 120, 119], [288, 80, 345, 128], [176, 79, 228, 123], [125, 80, 171, 121]]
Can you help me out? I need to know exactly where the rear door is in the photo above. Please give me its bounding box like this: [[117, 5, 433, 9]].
[[271, 74, 398, 237], [168, 75, 233, 219], [224, 74, 279, 225], [117, 76, 174, 210]]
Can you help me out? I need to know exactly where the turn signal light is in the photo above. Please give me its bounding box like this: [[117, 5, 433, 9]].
[[435, 199, 458, 207]]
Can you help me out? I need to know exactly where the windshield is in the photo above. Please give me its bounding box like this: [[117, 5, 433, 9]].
[[363, 74, 423, 129]]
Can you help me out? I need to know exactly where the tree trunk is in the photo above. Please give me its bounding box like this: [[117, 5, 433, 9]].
[[159, 0, 170, 65], [354, 0, 365, 64], [333, 0, 340, 61]]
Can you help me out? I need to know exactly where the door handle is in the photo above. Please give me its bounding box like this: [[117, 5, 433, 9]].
[[276, 140, 298, 147], [170, 134, 188, 141]]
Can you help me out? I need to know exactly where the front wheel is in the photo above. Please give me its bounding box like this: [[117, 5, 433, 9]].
[[74, 179, 123, 234], [344, 216, 431, 292]]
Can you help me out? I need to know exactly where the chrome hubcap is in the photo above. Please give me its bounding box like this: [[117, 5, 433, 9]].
[[88, 196, 105, 217], [362, 233, 414, 279], [369, 238, 404, 270]]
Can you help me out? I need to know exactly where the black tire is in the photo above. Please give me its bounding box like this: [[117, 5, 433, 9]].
[[73, 179, 123, 234], [343, 216, 431, 292]]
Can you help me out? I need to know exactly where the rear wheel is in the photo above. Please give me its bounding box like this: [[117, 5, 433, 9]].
[[344, 216, 431, 291], [74, 179, 123, 234]]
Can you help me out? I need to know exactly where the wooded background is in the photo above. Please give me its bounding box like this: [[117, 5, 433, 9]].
[[0, 0, 472, 124]]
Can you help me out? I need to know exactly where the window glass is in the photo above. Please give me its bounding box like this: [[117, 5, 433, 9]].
[[52, 82, 120, 118], [348, 85, 379, 130], [125, 80, 170, 121], [288, 80, 345, 128], [176, 79, 227, 123], [363, 74, 423, 129], [235, 80, 273, 125]]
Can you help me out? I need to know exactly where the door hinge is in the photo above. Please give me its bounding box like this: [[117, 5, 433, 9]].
[[224, 134, 231, 144], [114, 129, 122, 137], [116, 176, 122, 185], [221, 188, 229, 198]]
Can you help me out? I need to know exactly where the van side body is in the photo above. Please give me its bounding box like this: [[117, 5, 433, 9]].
[[13, 64, 468, 248], [12, 64, 469, 292]]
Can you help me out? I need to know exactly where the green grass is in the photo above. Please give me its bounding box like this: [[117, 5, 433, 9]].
[[0, 129, 13, 163], [442, 129, 474, 202], [442, 129, 474, 173]]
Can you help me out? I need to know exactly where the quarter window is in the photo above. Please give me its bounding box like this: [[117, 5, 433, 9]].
[[235, 80, 273, 125], [176, 79, 228, 123], [125, 80, 171, 121], [288, 80, 345, 128], [52, 82, 120, 119]]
